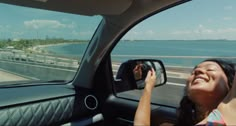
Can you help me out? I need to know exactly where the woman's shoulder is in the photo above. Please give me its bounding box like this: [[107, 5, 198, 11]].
[[196, 109, 226, 126]]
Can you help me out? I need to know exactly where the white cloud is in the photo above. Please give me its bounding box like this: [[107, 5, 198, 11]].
[[172, 30, 191, 35], [146, 30, 155, 35], [124, 25, 236, 40], [223, 17, 233, 21], [198, 25, 214, 34], [130, 31, 140, 35], [72, 30, 92, 36], [170, 24, 236, 39], [125, 30, 156, 37], [0, 25, 10, 29], [67, 22, 77, 29], [172, 24, 214, 35], [0, 25, 11, 32], [216, 28, 236, 33], [224, 6, 233, 10], [24, 19, 68, 29], [13, 31, 24, 36], [123, 30, 158, 40]]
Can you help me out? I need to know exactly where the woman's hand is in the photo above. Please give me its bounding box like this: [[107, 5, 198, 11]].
[[144, 68, 156, 92], [133, 64, 143, 80]]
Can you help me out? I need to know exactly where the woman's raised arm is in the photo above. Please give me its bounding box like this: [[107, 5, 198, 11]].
[[134, 68, 156, 126]]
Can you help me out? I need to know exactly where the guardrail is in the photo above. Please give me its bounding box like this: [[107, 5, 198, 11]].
[[0, 50, 79, 68]]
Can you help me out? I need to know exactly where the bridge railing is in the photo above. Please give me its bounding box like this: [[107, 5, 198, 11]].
[[0, 50, 79, 68], [1, 50, 236, 73]]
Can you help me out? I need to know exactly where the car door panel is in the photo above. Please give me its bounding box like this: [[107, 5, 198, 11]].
[[103, 95, 177, 126], [0, 85, 99, 126]]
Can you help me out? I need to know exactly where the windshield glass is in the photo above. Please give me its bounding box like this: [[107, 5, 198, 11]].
[[0, 3, 102, 85]]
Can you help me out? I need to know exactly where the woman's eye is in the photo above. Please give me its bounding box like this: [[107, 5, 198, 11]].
[[207, 68, 216, 71]]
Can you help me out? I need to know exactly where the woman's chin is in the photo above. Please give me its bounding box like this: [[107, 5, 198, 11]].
[[188, 85, 209, 97]]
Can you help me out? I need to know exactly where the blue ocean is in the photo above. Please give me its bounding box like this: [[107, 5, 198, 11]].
[[44, 40, 236, 67]]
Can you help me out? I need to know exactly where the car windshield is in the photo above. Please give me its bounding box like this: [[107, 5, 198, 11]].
[[0, 3, 102, 85]]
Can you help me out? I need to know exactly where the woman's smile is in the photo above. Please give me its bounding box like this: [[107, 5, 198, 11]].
[[192, 75, 209, 85]]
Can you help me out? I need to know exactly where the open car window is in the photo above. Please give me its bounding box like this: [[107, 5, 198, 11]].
[[0, 3, 102, 85], [111, 0, 236, 107]]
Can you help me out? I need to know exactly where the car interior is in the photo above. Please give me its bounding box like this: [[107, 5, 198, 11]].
[[1, 0, 235, 126]]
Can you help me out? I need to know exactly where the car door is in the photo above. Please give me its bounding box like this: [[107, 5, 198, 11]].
[[92, 1, 192, 126]]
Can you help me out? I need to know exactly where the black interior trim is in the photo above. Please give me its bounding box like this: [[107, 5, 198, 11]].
[[0, 84, 75, 108], [104, 95, 177, 126], [0, 84, 76, 126]]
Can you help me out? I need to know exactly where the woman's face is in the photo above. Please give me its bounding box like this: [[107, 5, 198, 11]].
[[186, 61, 229, 106]]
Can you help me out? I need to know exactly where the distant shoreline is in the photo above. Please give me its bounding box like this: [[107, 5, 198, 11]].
[[28, 42, 76, 54]]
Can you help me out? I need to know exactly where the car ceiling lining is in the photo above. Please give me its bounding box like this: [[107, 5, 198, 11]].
[[0, 0, 133, 16]]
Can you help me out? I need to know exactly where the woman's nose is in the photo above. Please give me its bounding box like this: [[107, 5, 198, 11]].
[[193, 68, 205, 75]]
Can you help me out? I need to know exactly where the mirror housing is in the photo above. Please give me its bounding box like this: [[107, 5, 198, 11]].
[[116, 59, 167, 90]]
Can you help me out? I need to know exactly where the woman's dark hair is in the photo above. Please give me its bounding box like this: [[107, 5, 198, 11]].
[[175, 58, 235, 126], [141, 63, 152, 80]]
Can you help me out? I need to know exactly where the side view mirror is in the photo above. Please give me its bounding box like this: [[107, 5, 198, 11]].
[[116, 59, 167, 90]]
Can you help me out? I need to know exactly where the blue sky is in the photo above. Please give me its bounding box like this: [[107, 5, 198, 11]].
[[0, 3, 102, 40], [0, 0, 236, 40], [125, 0, 236, 40]]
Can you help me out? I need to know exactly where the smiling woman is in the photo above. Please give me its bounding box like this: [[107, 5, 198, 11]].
[[0, 3, 102, 84], [109, 1, 236, 125]]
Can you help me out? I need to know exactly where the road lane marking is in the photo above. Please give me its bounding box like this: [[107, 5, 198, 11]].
[[166, 82, 185, 87]]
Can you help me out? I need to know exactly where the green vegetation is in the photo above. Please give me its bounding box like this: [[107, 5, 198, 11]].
[[0, 39, 88, 50]]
